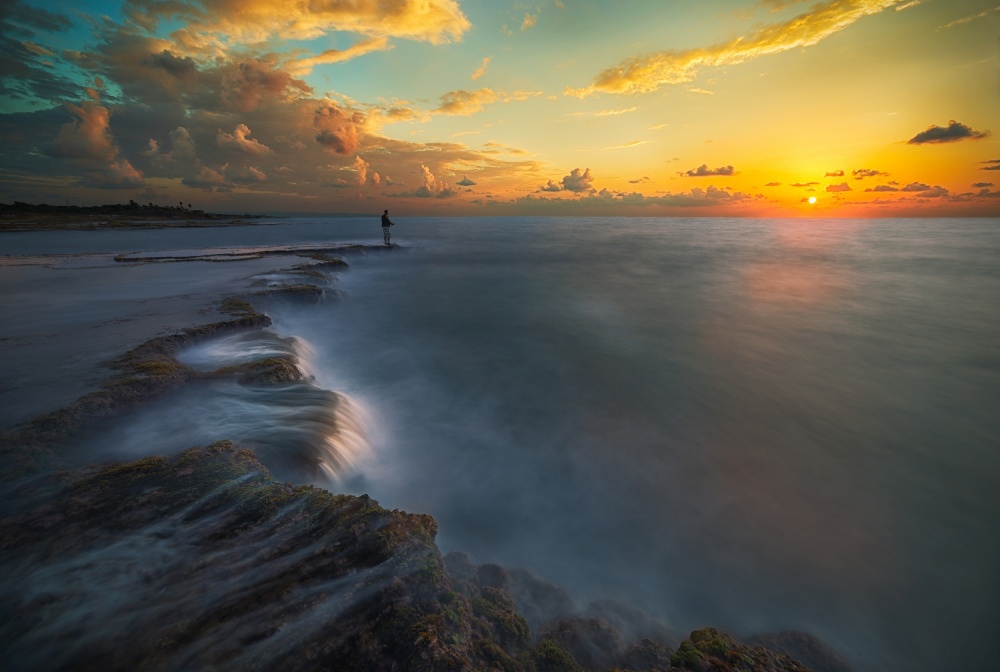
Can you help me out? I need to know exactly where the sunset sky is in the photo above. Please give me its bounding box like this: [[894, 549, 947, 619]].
[[1, 0, 998, 217]]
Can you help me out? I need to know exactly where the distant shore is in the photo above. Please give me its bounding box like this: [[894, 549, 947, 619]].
[[0, 201, 271, 232]]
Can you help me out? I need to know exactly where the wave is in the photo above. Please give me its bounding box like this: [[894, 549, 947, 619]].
[[72, 327, 374, 487]]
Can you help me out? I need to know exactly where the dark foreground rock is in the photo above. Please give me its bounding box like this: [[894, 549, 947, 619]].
[[0, 442, 457, 671], [0, 442, 823, 672]]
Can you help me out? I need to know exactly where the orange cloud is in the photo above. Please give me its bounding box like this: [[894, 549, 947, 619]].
[[314, 103, 364, 155], [221, 58, 313, 112], [134, 0, 471, 47], [540, 167, 594, 193], [471, 56, 491, 80], [568, 0, 906, 96], [52, 97, 118, 163], [285, 37, 392, 76], [393, 164, 458, 198], [435, 88, 498, 115], [216, 123, 273, 155], [50, 90, 146, 189], [182, 165, 229, 190]]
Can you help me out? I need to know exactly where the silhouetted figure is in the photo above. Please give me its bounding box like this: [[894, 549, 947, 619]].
[[381, 209, 394, 245]]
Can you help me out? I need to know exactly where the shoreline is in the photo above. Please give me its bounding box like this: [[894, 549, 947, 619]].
[[0, 243, 847, 672], [0, 216, 278, 232]]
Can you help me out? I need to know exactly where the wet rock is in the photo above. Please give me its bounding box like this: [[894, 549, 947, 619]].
[[539, 617, 624, 670], [508, 568, 578, 631], [0, 309, 272, 475], [583, 599, 678, 648], [618, 637, 675, 671], [253, 283, 326, 303], [230, 356, 304, 384], [0, 443, 462, 672], [671, 627, 811, 672], [744, 632, 854, 672]]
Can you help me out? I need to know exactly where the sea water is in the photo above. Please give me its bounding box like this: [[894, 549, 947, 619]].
[[2, 216, 998, 671]]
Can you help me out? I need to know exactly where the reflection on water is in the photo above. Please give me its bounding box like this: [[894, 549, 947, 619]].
[[260, 217, 1000, 672]]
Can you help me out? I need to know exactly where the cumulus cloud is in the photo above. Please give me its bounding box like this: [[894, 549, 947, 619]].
[[217, 123, 272, 155], [540, 180, 563, 192], [981, 159, 1000, 171], [920, 186, 949, 198], [852, 168, 887, 179], [972, 182, 994, 188], [51, 93, 118, 163], [456, 175, 476, 186], [865, 184, 899, 192], [314, 103, 364, 155], [630, 176, 652, 184], [228, 165, 267, 183], [222, 58, 313, 113], [826, 182, 852, 192], [128, 0, 471, 47], [765, 181, 781, 186], [471, 56, 491, 80], [538, 168, 595, 193], [521, 13, 538, 31], [791, 181, 819, 187], [435, 88, 498, 115], [393, 163, 458, 198], [825, 170, 845, 177], [893, 182, 948, 197], [81, 158, 145, 189], [182, 165, 229, 190], [150, 126, 198, 172], [683, 164, 736, 177], [561, 167, 594, 192], [568, 0, 908, 96], [907, 120, 990, 144], [49, 90, 146, 188], [353, 155, 369, 185], [522, 184, 754, 209], [285, 37, 392, 77]]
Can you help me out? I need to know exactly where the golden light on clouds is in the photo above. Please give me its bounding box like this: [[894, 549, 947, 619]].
[[0, 0, 996, 216]]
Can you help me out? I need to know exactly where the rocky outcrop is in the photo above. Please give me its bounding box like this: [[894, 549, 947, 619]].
[[0, 310, 272, 476], [0, 443, 461, 671], [0, 442, 830, 672], [669, 628, 812, 672], [744, 633, 854, 672]]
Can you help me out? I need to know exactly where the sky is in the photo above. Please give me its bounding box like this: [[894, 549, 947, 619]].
[[1, 0, 998, 217]]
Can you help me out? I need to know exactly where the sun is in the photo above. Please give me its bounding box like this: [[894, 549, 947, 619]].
[[808, 196, 817, 205]]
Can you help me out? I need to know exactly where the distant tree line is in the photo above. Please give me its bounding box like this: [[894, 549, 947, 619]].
[[0, 201, 263, 219]]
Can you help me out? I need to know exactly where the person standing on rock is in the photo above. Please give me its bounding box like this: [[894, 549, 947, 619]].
[[381, 209, 394, 245]]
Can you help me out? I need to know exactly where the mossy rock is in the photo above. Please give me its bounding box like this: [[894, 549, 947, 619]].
[[522, 637, 583, 672], [671, 639, 705, 669]]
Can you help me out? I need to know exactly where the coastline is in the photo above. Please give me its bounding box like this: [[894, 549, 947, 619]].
[[0, 215, 275, 232], [0, 201, 275, 232], [0, 243, 847, 672]]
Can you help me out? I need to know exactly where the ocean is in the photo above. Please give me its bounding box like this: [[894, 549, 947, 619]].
[[2, 216, 998, 671]]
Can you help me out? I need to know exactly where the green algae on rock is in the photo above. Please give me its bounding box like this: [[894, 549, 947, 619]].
[[670, 628, 811, 672], [0, 442, 461, 671], [0, 304, 273, 475]]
